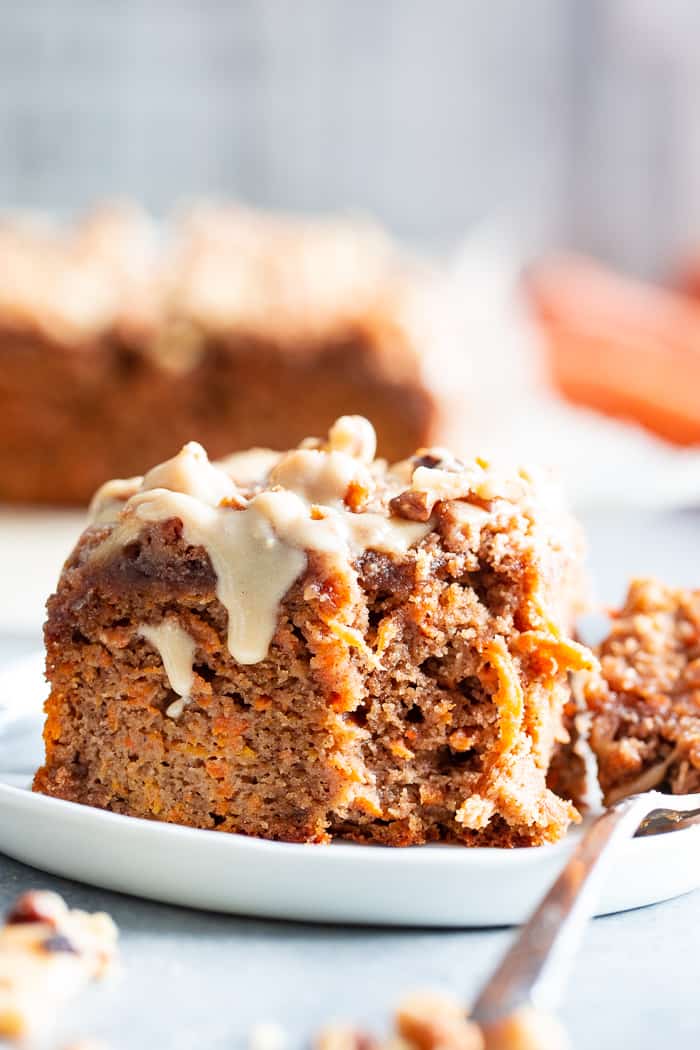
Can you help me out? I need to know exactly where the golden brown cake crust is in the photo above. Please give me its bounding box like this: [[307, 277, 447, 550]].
[[34, 419, 590, 847]]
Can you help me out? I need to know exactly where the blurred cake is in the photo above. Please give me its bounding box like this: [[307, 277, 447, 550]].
[[0, 205, 461, 505], [34, 415, 592, 846]]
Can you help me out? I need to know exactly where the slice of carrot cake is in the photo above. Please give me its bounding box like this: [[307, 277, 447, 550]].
[[34, 415, 591, 846], [553, 579, 700, 807]]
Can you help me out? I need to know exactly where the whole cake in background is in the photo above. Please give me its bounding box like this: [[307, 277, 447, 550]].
[[34, 415, 593, 847], [0, 203, 462, 506]]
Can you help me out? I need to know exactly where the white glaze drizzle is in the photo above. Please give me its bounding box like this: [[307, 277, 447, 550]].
[[570, 673, 605, 814], [141, 441, 241, 506], [139, 619, 197, 718], [215, 448, 282, 487], [89, 476, 142, 525], [92, 418, 432, 666]]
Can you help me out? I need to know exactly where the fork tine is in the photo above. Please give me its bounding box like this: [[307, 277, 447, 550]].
[[634, 802, 700, 837]]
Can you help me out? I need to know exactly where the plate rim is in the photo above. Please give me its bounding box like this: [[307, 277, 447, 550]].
[[2, 650, 700, 926]]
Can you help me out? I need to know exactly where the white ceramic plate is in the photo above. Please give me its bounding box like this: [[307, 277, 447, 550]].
[[1, 652, 699, 927]]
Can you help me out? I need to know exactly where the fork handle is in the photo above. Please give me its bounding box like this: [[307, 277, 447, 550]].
[[470, 792, 661, 1025]]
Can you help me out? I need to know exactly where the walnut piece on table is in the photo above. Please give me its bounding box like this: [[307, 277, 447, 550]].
[[315, 990, 483, 1050], [395, 991, 483, 1050], [481, 1005, 572, 1050], [313, 991, 571, 1050], [0, 890, 118, 1042]]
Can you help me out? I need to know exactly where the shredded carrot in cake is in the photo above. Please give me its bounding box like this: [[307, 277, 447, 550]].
[[485, 638, 525, 753]]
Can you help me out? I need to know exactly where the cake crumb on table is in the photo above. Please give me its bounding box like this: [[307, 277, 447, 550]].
[[248, 1020, 289, 1050], [480, 1006, 571, 1050], [312, 991, 570, 1050], [395, 990, 483, 1050], [0, 890, 118, 1042], [315, 1023, 383, 1050]]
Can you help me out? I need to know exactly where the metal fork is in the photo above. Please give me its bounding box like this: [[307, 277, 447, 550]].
[[470, 790, 700, 1027]]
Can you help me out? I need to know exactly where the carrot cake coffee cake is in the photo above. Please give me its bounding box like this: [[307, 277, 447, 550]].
[[552, 579, 700, 808], [0, 205, 461, 505], [34, 415, 592, 847]]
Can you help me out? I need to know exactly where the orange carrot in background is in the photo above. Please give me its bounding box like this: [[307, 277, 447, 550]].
[[528, 256, 700, 447]]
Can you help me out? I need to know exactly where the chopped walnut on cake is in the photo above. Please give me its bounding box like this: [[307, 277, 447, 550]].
[[0, 890, 118, 1041]]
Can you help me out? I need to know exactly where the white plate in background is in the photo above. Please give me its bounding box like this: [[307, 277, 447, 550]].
[[1, 652, 699, 927]]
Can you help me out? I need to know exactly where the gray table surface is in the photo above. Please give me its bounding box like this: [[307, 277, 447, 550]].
[[1, 509, 699, 1050]]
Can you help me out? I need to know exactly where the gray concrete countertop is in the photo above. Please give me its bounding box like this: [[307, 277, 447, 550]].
[[1, 509, 699, 1050]]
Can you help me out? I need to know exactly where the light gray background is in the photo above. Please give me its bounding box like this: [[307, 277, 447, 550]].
[[4, 1, 700, 273], [1, 509, 700, 1050]]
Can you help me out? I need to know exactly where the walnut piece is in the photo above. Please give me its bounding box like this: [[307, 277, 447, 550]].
[[315, 1024, 379, 1050], [5, 891, 68, 928], [481, 1006, 572, 1050], [326, 415, 377, 464], [0, 891, 118, 1042], [395, 991, 484, 1050]]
